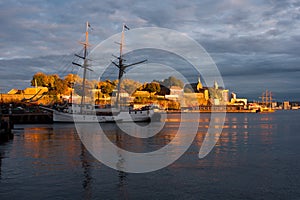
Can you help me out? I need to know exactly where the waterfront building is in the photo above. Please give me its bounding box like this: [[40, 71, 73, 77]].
[[283, 101, 290, 110], [169, 86, 183, 96], [213, 81, 218, 90], [231, 92, 237, 100], [229, 92, 248, 109], [196, 77, 203, 91], [204, 89, 209, 101], [184, 78, 231, 106], [1, 87, 49, 104], [222, 90, 229, 104], [271, 102, 278, 109]]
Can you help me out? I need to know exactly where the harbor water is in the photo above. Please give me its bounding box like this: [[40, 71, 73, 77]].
[[0, 111, 299, 199]]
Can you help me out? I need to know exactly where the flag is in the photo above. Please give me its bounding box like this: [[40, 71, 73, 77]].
[[124, 24, 130, 30], [88, 22, 94, 31]]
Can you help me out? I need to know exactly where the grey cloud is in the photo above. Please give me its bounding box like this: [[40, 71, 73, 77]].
[[0, 54, 76, 91], [0, 0, 299, 100], [213, 52, 300, 100]]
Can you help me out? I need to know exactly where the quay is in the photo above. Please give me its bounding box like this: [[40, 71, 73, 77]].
[[0, 103, 53, 124], [166, 110, 258, 114], [8, 112, 53, 124], [0, 115, 14, 142], [167, 105, 262, 113]]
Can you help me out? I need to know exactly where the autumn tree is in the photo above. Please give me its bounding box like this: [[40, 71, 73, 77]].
[[64, 74, 82, 88], [53, 79, 69, 95], [31, 72, 48, 87], [98, 80, 116, 96], [142, 82, 161, 94], [47, 74, 69, 95], [31, 72, 69, 95]]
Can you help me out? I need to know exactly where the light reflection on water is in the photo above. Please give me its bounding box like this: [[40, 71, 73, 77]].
[[0, 111, 300, 199]]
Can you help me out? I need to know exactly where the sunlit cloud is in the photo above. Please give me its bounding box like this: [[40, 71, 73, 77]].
[[0, 0, 299, 100]]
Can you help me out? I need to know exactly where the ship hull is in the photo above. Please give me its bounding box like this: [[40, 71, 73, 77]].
[[52, 110, 153, 123], [53, 111, 108, 123], [116, 110, 154, 122]]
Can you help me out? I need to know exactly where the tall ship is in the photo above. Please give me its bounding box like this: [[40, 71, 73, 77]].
[[43, 22, 154, 122], [259, 90, 275, 113]]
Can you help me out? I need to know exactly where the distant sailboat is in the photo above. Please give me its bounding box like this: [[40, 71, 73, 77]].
[[259, 90, 275, 113]]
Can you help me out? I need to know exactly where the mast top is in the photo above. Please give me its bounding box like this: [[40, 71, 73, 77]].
[[114, 23, 147, 108], [79, 21, 91, 55]]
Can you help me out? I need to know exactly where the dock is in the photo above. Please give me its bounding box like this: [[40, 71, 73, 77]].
[[8, 112, 53, 124], [0, 115, 14, 142]]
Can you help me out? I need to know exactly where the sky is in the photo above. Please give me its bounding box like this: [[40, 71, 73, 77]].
[[0, 0, 299, 101]]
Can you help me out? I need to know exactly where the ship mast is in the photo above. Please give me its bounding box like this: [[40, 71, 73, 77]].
[[261, 89, 273, 108], [112, 24, 147, 108], [72, 21, 92, 113]]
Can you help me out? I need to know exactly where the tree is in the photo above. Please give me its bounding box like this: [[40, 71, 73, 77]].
[[47, 74, 60, 88], [45, 74, 70, 95], [31, 72, 72, 95], [31, 72, 48, 87], [64, 74, 82, 88], [161, 76, 184, 88], [98, 80, 116, 96], [143, 82, 161, 94], [54, 79, 69, 95]]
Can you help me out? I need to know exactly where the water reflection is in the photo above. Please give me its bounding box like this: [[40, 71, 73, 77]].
[[1, 112, 292, 199], [118, 171, 129, 200], [9, 114, 278, 172], [0, 148, 4, 179], [192, 113, 278, 169], [0, 139, 11, 179], [90, 113, 276, 173], [11, 125, 82, 173], [80, 143, 92, 200]]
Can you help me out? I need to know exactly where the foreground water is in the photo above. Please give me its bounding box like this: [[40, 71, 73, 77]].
[[0, 111, 299, 200]]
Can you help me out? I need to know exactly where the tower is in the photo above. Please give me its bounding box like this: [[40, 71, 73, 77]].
[[196, 76, 203, 91], [214, 81, 218, 90]]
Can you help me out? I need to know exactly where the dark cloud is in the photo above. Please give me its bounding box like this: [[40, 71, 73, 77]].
[[0, 0, 299, 101], [213, 52, 300, 101], [0, 54, 76, 92]]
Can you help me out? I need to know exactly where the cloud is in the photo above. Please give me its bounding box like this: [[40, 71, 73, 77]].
[[213, 52, 300, 100], [0, 54, 76, 92], [0, 0, 299, 100]]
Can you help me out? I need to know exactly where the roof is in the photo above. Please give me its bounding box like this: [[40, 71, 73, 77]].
[[7, 88, 19, 94]]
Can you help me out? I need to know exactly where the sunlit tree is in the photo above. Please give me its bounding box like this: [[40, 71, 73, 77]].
[[31, 72, 48, 87]]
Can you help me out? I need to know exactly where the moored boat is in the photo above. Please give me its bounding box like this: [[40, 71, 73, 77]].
[[42, 22, 153, 123]]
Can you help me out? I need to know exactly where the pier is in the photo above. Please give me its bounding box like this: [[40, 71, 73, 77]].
[[0, 115, 13, 142], [1, 111, 52, 141], [8, 113, 53, 124]]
